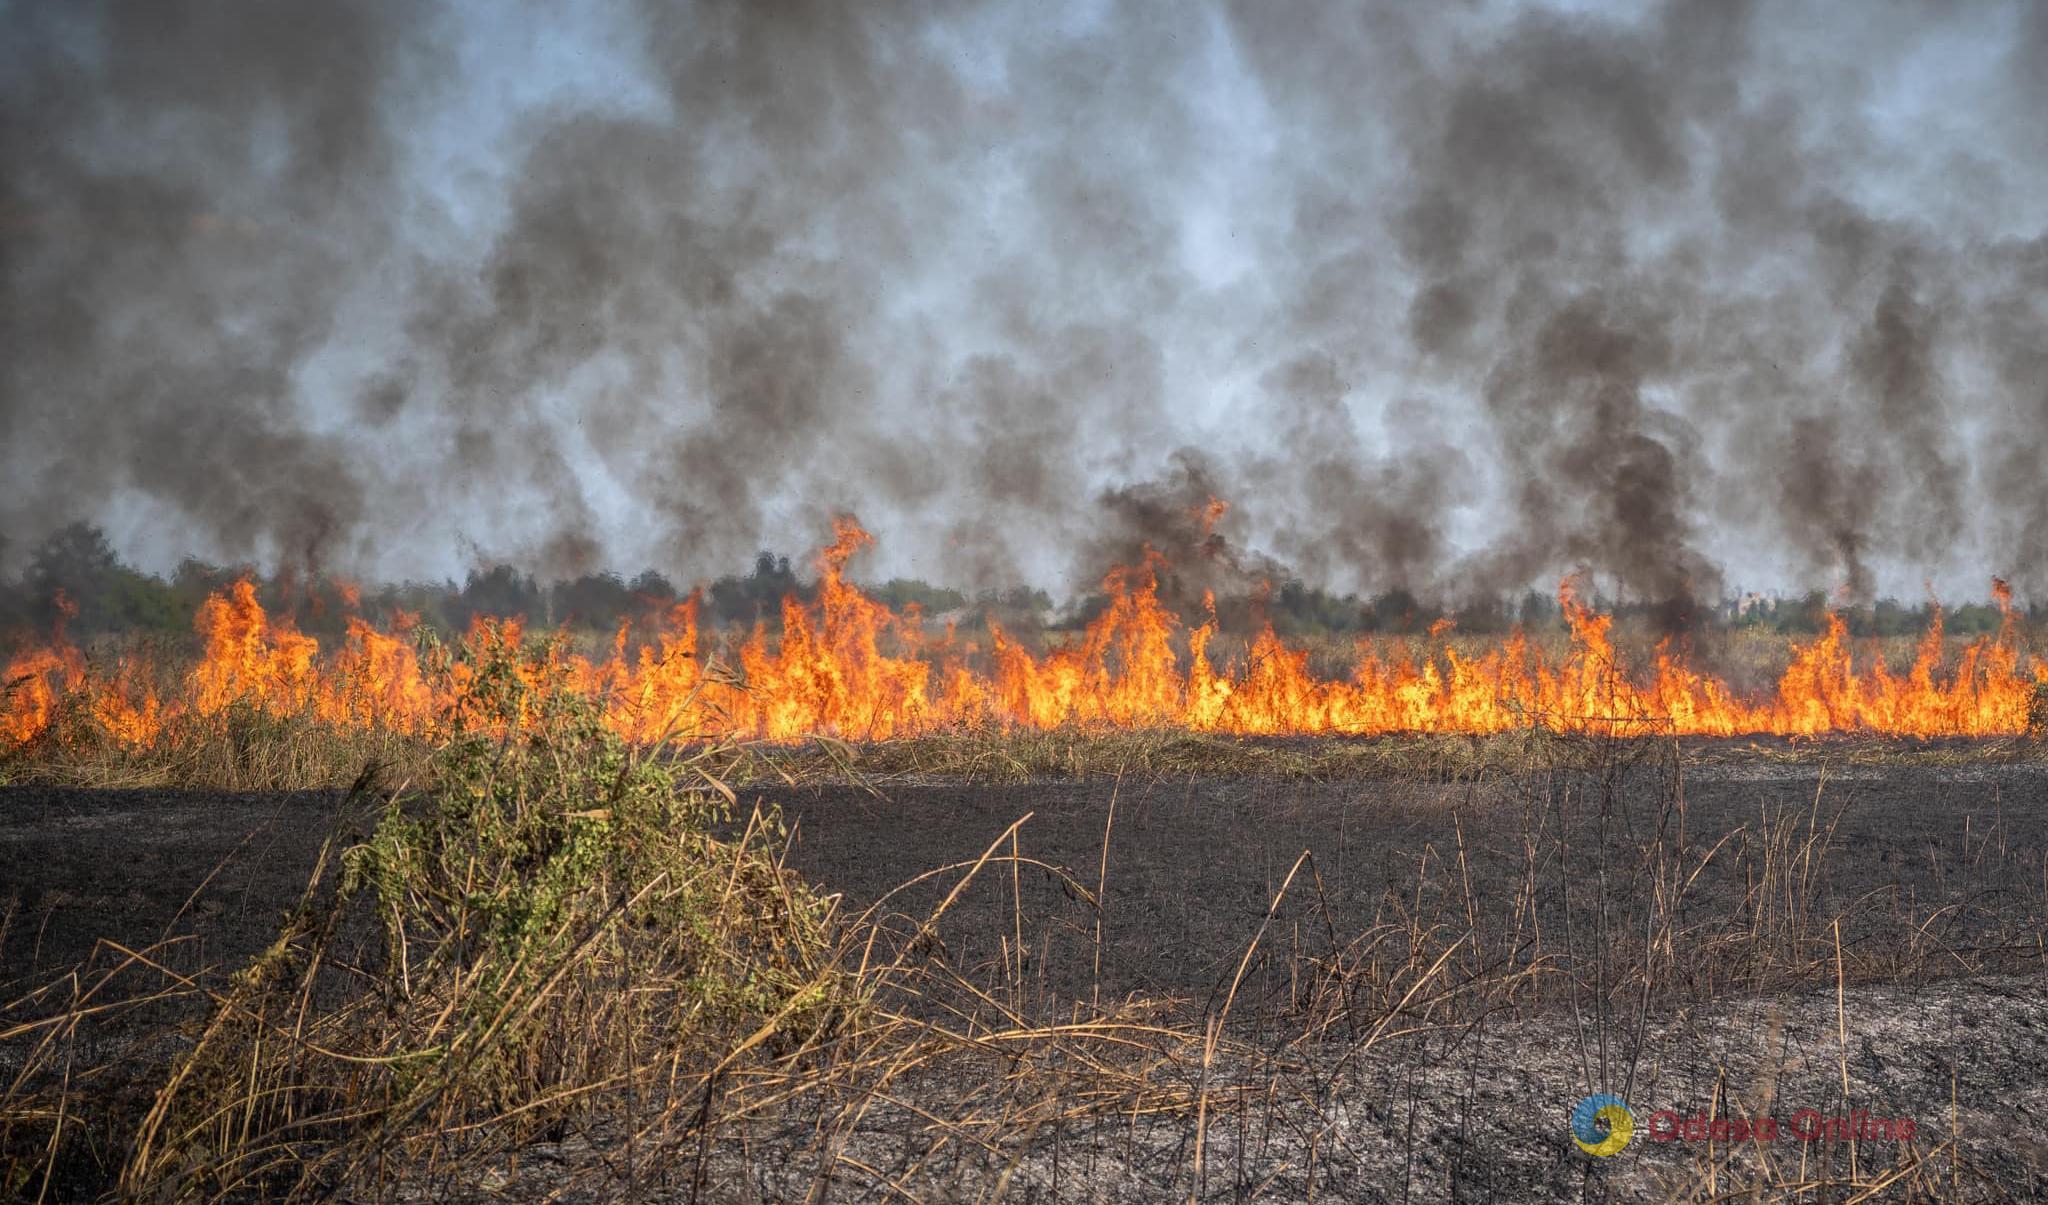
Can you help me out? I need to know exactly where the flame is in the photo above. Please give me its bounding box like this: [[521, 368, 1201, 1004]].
[[2, 592, 166, 748], [191, 580, 320, 716], [4, 521, 2044, 754], [2, 644, 80, 746]]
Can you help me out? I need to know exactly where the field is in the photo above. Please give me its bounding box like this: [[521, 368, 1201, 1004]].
[[17, 0, 2048, 1196], [6, 708, 2048, 1200]]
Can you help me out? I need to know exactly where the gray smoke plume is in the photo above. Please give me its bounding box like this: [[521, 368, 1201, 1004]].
[[1224, 0, 2047, 612], [0, 0, 423, 575], [4, 0, 2045, 608]]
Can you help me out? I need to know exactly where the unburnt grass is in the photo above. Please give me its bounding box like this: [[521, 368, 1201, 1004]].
[[728, 722, 2048, 785], [4, 678, 2048, 1199]]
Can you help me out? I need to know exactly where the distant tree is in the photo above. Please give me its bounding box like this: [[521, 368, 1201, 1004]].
[[869, 579, 968, 615], [1258, 579, 1367, 636], [976, 585, 1052, 614], [969, 585, 1053, 636], [1868, 598, 1916, 637], [366, 580, 465, 632], [628, 569, 678, 602], [1366, 588, 1423, 634], [707, 552, 803, 627], [24, 522, 180, 634], [454, 565, 542, 628], [1777, 590, 1829, 635], [27, 522, 120, 628], [1949, 602, 2004, 636], [1517, 589, 1559, 629], [1453, 594, 1512, 635], [169, 558, 238, 624], [1273, 580, 1315, 634], [551, 572, 632, 631], [105, 566, 185, 633]]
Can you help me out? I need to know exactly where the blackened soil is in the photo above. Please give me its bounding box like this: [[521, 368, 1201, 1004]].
[[755, 762, 2048, 1011], [7, 757, 2048, 1201], [9, 759, 2045, 1015], [0, 787, 357, 988]]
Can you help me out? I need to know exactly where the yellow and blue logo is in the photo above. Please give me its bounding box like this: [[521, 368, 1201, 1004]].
[[1570, 1093, 1634, 1157]]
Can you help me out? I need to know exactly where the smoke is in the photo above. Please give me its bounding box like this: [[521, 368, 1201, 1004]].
[[1078, 447, 1291, 620], [4, 0, 2046, 610], [1240, 353, 1466, 603], [1222, 0, 2048, 613], [0, 0, 423, 575]]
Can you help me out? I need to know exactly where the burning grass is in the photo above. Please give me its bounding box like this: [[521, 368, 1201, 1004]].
[[7, 522, 2048, 781]]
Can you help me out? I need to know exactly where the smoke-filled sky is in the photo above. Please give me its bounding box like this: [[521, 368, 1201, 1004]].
[[4, 0, 2045, 609]]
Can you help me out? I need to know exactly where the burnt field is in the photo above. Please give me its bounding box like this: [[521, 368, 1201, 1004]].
[[12, 750, 2047, 1021], [6, 741, 2048, 1201]]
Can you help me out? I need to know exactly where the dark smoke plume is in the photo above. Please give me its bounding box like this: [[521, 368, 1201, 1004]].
[[0, 0, 425, 574], [4, 0, 2045, 609]]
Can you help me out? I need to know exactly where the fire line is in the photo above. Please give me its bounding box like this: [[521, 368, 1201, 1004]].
[[5, 518, 2043, 749]]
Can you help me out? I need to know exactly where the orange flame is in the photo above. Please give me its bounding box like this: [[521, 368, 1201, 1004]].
[[4, 522, 2043, 753]]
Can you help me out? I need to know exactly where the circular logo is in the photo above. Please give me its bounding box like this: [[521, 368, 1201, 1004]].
[[1571, 1093, 1635, 1157]]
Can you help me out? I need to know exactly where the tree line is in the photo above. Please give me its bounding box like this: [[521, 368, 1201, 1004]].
[[0, 522, 2020, 649]]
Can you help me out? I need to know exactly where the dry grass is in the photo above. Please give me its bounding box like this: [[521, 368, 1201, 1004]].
[[727, 724, 2048, 791], [0, 696, 434, 793], [725, 725, 1576, 785]]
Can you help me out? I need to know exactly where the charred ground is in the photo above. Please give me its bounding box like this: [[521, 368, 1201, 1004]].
[[5, 742, 2047, 1199]]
